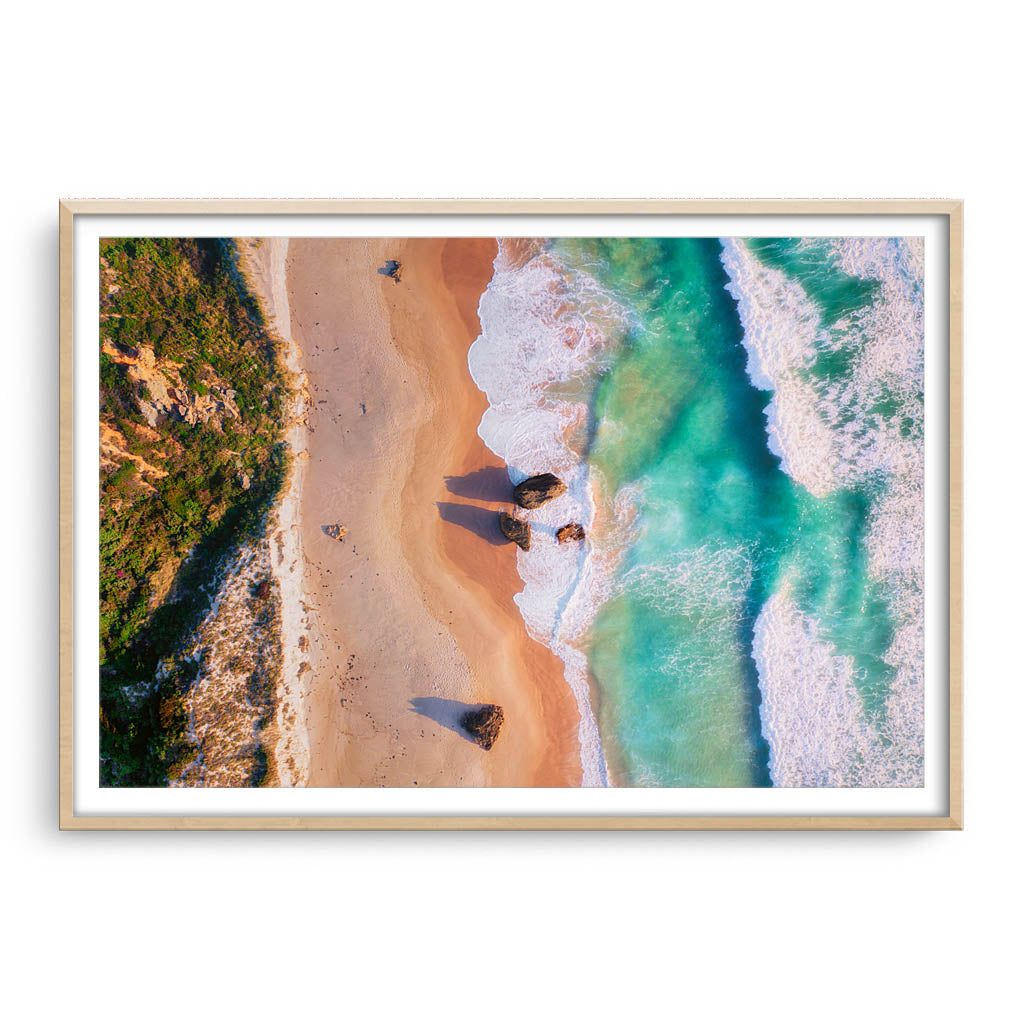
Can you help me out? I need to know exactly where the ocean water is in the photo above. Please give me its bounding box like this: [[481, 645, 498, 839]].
[[468, 236, 925, 788]]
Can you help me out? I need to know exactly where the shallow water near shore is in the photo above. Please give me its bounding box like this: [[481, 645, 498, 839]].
[[470, 236, 925, 787]]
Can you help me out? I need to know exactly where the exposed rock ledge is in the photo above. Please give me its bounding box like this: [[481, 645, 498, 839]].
[[514, 473, 567, 509], [460, 704, 504, 750], [100, 422, 170, 493], [102, 342, 240, 430]]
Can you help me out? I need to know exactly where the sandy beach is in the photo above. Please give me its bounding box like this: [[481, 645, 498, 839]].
[[281, 237, 582, 787], [236, 237, 312, 787]]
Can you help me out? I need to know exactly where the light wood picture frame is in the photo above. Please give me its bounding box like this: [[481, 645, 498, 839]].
[[60, 199, 963, 830]]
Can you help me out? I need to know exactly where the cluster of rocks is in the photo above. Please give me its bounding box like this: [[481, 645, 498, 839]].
[[496, 473, 586, 551], [476, 474, 586, 752]]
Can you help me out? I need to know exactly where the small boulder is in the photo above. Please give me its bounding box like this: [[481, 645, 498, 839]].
[[556, 522, 586, 544], [499, 511, 531, 551], [460, 704, 505, 750], [377, 259, 402, 283], [323, 523, 348, 542], [514, 473, 567, 509]]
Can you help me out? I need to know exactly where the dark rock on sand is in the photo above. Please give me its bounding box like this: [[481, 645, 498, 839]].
[[513, 472, 567, 509], [499, 511, 531, 551], [322, 523, 348, 542], [460, 704, 505, 750], [556, 522, 586, 544], [377, 259, 402, 283]]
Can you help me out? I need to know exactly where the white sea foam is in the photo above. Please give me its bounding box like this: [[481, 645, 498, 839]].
[[753, 587, 924, 787], [722, 237, 925, 786], [720, 236, 924, 497], [619, 544, 752, 619], [720, 239, 839, 497], [468, 241, 634, 786], [753, 588, 879, 786], [829, 237, 925, 788], [622, 543, 754, 704]]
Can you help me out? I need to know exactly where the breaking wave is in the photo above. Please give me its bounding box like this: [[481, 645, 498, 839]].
[[468, 240, 636, 786], [722, 237, 925, 786]]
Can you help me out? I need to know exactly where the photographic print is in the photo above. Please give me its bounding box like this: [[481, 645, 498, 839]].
[[95, 231, 928, 792]]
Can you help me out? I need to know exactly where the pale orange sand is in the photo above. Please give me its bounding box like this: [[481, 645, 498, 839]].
[[285, 238, 582, 787]]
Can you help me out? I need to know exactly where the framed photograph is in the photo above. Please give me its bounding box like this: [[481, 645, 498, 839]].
[[59, 199, 962, 830]]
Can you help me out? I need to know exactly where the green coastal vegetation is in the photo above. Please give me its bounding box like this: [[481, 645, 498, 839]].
[[99, 238, 290, 786]]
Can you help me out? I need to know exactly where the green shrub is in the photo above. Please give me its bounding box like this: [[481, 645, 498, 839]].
[[98, 238, 290, 787]]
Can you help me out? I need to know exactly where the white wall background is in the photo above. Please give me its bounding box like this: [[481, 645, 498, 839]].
[[2, 2, 1017, 1021]]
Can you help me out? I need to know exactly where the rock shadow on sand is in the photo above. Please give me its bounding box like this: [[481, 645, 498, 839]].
[[436, 501, 507, 546], [409, 697, 490, 744], [443, 466, 512, 503]]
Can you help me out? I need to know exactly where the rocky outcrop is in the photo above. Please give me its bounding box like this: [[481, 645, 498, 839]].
[[322, 523, 348, 542], [513, 473, 567, 509], [499, 511, 531, 551], [99, 422, 169, 493], [102, 342, 240, 430], [460, 704, 504, 750], [556, 522, 586, 544]]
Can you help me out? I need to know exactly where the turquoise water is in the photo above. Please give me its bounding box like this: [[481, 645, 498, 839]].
[[470, 236, 924, 787]]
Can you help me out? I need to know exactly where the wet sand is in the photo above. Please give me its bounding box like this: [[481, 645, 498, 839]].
[[285, 237, 582, 787]]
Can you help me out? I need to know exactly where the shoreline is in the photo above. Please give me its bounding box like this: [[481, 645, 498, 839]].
[[285, 237, 582, 787], [464, 240, 618, 786], [394, 239, 583, 785]]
